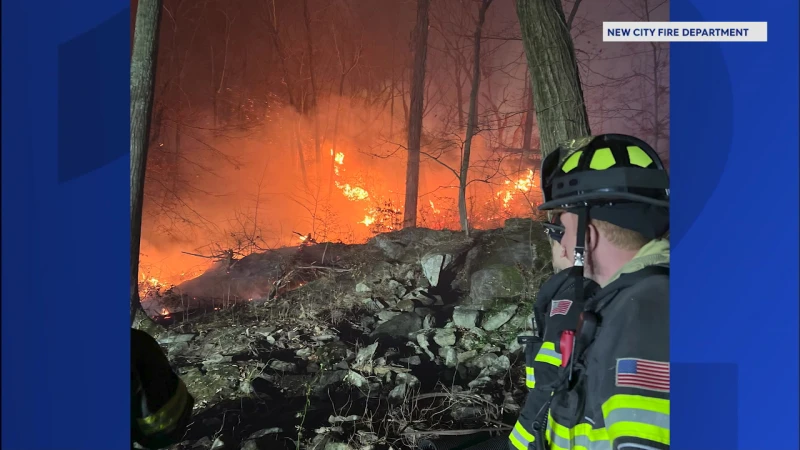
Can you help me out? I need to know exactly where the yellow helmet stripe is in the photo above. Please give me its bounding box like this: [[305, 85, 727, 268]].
[[589, 147, 616, 170], [561, 151, 583, 173], [627, 146, 654, 167]]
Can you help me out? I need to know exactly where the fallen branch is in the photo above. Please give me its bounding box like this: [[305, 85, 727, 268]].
[[412, 392, 464, 401], [401, 426, 511, 437], [181, 251, 219, 259], [296, 266, 353, 273]]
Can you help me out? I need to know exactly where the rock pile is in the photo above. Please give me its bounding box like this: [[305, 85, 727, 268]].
[[149, 218, 553, 450]]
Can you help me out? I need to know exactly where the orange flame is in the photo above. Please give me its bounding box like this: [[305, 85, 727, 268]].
[[497, 169, 535, 208], [360, 215, 376, 226], [335, 182, 369, 201], [332, 150, 372, 208]]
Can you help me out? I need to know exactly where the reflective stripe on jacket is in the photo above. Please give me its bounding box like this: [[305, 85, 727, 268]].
[[509, 269, 598, 450], [137, 378, 191, 436], [132, 328, 194, 449]]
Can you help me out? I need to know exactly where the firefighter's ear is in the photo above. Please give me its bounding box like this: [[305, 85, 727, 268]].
[[585, 222, 600, 253]]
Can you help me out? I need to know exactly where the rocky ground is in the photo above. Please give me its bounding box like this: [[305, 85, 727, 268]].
[[147, 218, 554, 450]]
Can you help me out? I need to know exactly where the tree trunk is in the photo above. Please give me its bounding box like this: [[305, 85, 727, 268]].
[[389, 40, 396, 140], [130, 0, 163, 329], [328, 75, 347, 196], [390, 77, 395, 139], [302, 0, 322, 169], [294, 118, 310, 188], [522, 68, 535, 152], [516, 0, 591, 158], [458, 0, 492, 236], [210, 45, 218, 129], [403, 0, 431, 229]]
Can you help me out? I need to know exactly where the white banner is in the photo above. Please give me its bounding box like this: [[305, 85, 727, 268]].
[[602, 22, 768, 42]]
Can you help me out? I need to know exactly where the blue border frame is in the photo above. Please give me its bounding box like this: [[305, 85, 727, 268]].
[[2, 2, 130, 449], [671, 0, 799, 449]]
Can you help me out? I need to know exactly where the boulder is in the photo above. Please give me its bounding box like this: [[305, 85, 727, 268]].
[[468, 265, 525, 307], [482, 305, 519, 331], [420, 253, 454, 287], [433, 328, 457, 347], [370, 312, 423, 339], [452, 306, 481, 328]]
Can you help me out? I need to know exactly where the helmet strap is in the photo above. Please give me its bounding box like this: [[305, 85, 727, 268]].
[[573, 207, 587, 268], [570, 206, 589, 303]]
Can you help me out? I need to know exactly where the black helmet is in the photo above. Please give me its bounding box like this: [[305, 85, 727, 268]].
[[539, 134, 669, 211]]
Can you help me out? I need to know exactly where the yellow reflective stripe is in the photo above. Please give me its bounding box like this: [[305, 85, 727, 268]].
[[137, 379, 190, 436], [526, 366, 536, 388], [509, 431, 529, 450], [627, 145, 653, 167], [509, 421, 536, 450], [602, 393, 669, 415], [548, 412, 611, 450], [515, 421, 535, 441], [535, 341, 562, 366], [602, 394, 670, 446], [589, 148, 615, 170], [561, 151, 583, 173]]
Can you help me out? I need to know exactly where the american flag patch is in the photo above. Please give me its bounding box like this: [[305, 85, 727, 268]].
[[616, 358, 670, 393], [550, 299, 573, 317]]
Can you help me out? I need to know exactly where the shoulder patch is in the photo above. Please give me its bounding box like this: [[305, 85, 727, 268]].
[[615, 358, 670, 393], [550, 299, 573, 317]]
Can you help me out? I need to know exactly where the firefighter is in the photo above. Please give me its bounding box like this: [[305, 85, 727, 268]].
[[132, 328, 195, 449], [508, 214, 600, 450], [533, 134, 670, 450]]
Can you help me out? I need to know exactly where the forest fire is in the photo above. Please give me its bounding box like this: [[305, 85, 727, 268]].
[[139, 274, 169, 297], [133, 0, 667, 297], [332, 148, 380, 226], [497, 169, 536, 208], [124, 0, 673, 448], [336, 183, 370, 201]]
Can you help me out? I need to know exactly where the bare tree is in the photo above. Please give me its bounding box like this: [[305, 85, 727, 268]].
[[520, 66, 535, 153], [131, 0, 164, 329], [458, 0, 493, 234], [326, 19, 363, 195], [403, 0, 431, 228], [302, 0, 323, 169], [261, 0, 310, 188], [517, 0, 591, 156], [209, 4, 237, 129]]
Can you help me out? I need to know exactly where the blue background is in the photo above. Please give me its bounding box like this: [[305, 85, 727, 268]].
[[1, 1, 797, 450], [670, 0, 799, 449], [2, 1, 130, 449]]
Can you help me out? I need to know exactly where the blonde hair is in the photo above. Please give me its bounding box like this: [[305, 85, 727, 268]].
[[592, 219, 649, 251], [551, 208, 650, 251]]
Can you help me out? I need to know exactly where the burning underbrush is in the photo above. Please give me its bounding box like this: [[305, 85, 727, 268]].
[[146, 218, 553, 450], [140, 135, 545, 295]]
